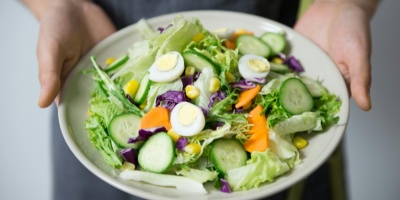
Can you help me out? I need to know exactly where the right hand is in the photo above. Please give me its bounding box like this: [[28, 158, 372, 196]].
[[34, 1, 116, 108]]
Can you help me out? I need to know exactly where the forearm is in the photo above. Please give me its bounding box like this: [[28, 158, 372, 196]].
[[20, 0, 90, 20], [315, 0, 379, 18]]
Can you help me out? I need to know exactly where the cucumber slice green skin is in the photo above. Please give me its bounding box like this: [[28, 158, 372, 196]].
[[300, 77, 327, 98], [133, 73, 152, 105], [138, 132, 175, 173], [104, 54, 129, 73], [279, 78, 314, 115], [183, 50, 220, 74], [270, 62, 290, 74], [109, 113, 142, 149], [236, 34, 271, 58], [260, 32, 286, 54], [210, 138, 248, 176]]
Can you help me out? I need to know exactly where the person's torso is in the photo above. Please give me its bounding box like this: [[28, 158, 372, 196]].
[[93, 0, 299, 29]]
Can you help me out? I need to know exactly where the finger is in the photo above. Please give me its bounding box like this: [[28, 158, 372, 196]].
[[36, 31, 63, 108], [348, 52, 372, 111]]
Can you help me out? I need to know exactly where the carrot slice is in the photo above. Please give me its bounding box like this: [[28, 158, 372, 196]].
[[140, 107, 172, 131], [243, 105, 269, 152], [243, 130, 268, 152], [235, 85, 261, 109], [224, 40, 236, 50]]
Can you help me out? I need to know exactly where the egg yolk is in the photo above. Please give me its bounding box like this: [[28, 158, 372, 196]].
[[156, 53, 178, 71], [248, 59, 269, 72], [178, 104, 198, 126]]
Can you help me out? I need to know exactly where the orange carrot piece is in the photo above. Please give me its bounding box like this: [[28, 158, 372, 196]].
[[140, 107, 172, 131], [243, 130, 268, 152], [243, 105, 269, 152], [235, 85, 261, 109], [224, 40, 236, 50]]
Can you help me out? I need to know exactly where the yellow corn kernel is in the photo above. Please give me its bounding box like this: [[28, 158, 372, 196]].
[[185, 85, 200, 99], [272, 57, 283, 64], [139, 99, 147, 110], [185, 66, 196, 76], [105, 57, 116, 65], [124, 80, 139, 98], [209, 78, 221, 93], [167, 129, 181, 143], [235, 28, 248, 34], [184, 143, 202, 154], [192, 32, 205, 42], [225, 72, 236, 83], [243, 100, 252, 110], [120, 162, 135, 171], [226, 104, 233, 111], [293, 136, 308, 149]]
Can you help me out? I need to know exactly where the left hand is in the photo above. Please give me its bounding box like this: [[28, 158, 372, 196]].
[[294, 1, 375, 111]]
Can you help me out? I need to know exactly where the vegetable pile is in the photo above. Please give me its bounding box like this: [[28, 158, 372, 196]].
[[84, 15, 341, 194]]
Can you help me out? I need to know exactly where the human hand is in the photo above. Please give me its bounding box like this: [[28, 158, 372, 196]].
[[294, 1, 378, 111], [23, 0, 116, 108]]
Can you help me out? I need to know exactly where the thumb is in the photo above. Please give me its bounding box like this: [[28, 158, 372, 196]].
[[36, 32, 63, 108]]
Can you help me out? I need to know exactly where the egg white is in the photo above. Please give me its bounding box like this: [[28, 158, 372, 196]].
[[170, 102, 205, 137], [148, 51, 184, 82], [238, 54, 270, 82], [212, 28, 234, 40]]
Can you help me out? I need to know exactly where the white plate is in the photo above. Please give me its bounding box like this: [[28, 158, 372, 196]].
[[59, 10, 349, 200]]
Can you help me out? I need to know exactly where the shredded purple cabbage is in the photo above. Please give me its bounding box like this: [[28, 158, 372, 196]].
[[208, 91, 227, 109], [220, 179, 232, 193], [181, 76, 194, 89], [119, 148, 138, 167], [252, 77, 266, 84], [157, 24, 172, 33], [194, 71, 201, 81], [234, 107, 243, 114], [277, 52, 287, 61], [175, 137, 188, 152], [156, 90, 186, 111], [210, 121, 224, 130], [128, 126, 167, 144], [126, 94, 135, 104], [200, 106, 209, 116], [231, 79, 256, 90], [285, 56, 304, 72]]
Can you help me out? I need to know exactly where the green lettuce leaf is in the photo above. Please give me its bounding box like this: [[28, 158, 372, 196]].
[[268, 130, 300, 169], [226, 149, 290, 191], [84, 115, 123, 168], [193, 67, 216, 109], [175, 168, 218, 183]]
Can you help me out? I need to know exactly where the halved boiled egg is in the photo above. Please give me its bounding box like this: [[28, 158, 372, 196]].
[[238, 54, 270, 82], [148, 51, 184, 82], [170, 102, 205, 137]]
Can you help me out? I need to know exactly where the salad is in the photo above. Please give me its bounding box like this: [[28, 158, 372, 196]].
[[84, 15, 341, 194]]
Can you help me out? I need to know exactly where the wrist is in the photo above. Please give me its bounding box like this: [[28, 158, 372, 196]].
[[20, 0, 90, 20]]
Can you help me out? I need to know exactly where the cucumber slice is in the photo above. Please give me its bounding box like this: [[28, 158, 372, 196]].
[[182, 50, 220, 74], [279, 78, 314, 115], [270, 62, 290, 74], [138, 132, 175, 173], [133, 73, 152, 105], [236, 34, 271, 57], [300, 77, 327, 98], [104, 54, 129, 73], [109, 113, 142, 148], [260, 32, 286, 54], [210, 138, 247, 176]]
